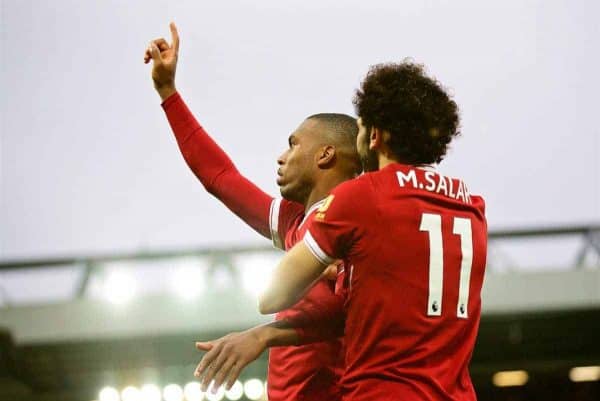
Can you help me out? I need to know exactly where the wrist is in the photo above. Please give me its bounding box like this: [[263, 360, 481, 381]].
[[255, 321, 300, 347], [156, 84, 177, 102], [252, 325, 275, 348]]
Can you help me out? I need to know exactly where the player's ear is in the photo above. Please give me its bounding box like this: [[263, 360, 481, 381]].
[[369, 127, 390, 151], [369, 127, 382, 150], [316, 145, 336, 168]]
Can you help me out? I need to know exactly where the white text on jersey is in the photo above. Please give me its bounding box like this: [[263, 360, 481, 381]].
[[396, 169, 472, 204]]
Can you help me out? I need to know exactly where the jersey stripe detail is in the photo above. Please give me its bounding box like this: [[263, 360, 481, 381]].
[[299, 198, 326, 228], [420, 213, 444, 317], [453, 217, 473, 319], [304, 230, 335, 265], [269, 198, 284, 250]]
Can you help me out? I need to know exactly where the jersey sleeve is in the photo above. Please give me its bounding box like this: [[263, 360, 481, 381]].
[[293, 312, 345, 344], [162, 92, 279, 239], [269, 198, 305, 250], [279, 278, 345, 344], [304, 180, 368, 263], [471, 195, 486, 216]]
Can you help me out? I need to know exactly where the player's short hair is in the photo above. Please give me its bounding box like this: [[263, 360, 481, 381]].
[[353, 62, 460, 165], [306, 113, 358, 144], [306, 113, 361, 174]]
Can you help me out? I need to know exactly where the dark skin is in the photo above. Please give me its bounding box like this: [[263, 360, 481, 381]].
[[276, 118, 358, 209], [146, 23, 359, 393], [193, 320, 302, 391]]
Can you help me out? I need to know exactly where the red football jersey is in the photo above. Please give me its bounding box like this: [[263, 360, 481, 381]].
[[268, 198, 345, 401], [162, 93, 345, 401], [305, 162, 487, 401]]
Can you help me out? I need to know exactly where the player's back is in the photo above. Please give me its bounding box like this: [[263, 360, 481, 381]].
[[339, 163, 487, 401]]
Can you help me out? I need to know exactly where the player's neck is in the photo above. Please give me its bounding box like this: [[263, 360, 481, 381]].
[[377, 149, 399, 170], [304, 174, 348, 214], [304, 190, 328, 214]]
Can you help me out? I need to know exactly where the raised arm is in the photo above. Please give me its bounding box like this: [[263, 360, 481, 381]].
[[161, 93, 274, 238], [145, 23, 275, 239]]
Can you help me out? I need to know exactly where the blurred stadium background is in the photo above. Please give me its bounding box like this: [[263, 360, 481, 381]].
[[1, 225, 599, 401], [1, 1, 598, 400]]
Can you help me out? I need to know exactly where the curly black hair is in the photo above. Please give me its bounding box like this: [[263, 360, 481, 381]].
[[353, 62, 460, 165]]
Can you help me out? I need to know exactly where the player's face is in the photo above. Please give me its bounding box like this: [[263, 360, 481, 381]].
[[357, 118, 378, 172], [276, 120, 320, 204]]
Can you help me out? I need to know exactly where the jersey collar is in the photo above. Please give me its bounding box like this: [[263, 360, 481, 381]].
[[299, 198, 327, 228]]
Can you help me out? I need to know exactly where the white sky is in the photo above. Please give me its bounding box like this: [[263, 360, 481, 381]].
[[1, 0, 599, 260]]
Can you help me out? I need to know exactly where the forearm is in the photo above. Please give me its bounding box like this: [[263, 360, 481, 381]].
[[253, 320, 301, 347], [253, 317, 343, 347], [157, 85, 177, 102], [161, 92, 236, 188]]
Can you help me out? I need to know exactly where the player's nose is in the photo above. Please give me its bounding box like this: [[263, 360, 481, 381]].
[[277, 151, 287, 165]]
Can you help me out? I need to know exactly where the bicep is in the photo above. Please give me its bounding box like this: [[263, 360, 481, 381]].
[[162, 94, 279, 239], [259, 242, 328, 314]]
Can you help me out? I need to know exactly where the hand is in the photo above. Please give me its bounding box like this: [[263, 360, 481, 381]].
[[144, 22, 180, 100], [194, 329, 268, 392], [321, 261, 341, 281]]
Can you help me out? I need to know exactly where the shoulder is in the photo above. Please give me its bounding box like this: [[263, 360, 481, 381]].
[[270, 198, 305, 249], [280, 198, 305, 215], [470, 195, 486, 216], [316, 176, 374, 223], [330, 174, 374, 200], [271, 198, 304, 221]]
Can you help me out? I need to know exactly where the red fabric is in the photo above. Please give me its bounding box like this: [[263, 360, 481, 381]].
[[288, 267, 346, 344], [162, 93, 272, 238], [268, 200, 345, 401], [306, 163, 487, 401], [162, 93, 344, 401]]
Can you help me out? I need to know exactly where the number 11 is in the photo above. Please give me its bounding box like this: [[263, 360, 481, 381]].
[[419, 213, 473, 319]]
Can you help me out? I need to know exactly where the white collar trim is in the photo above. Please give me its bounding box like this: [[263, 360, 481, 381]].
[[416, 165, 436, 172]]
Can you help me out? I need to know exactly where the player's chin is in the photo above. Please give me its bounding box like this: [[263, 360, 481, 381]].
[[279, 183, 296, 202], [278, 184, 290, 199]]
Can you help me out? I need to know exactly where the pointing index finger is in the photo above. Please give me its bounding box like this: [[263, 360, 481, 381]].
[[170, 22, 180, 53]]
